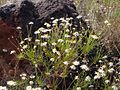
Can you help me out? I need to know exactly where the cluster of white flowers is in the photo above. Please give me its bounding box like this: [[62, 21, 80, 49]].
[[73, 32, 79, 37], [30, 75, 35, 79], [41, 42, 47, 46], [24, 37, 32, 42], [94, 67, 106, 80], [85, 76, 91, 81], [58, 39, 64, 43], [80, 64, 89, 71], [26, 86, 42, 90], [52, 48, 61, 56], [108, 68, 115, 73], [76, 87, 81, 90], [63, 61, 69, 66], [41, 34, 50, 39], [22, 45, 28, 49], [20, 73, 27, 80], [72, 61, 80, 66], [0, 86, 8, 90], [70, 65, 76, 70], [7, 80, 17, 86], [64, 34, 70, 38], [51, 42, 57, 46], [104, 20, 111, 26], [44, 23, 51, 28]]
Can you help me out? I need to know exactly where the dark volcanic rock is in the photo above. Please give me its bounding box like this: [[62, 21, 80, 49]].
[[0, 0, 88, 37]]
